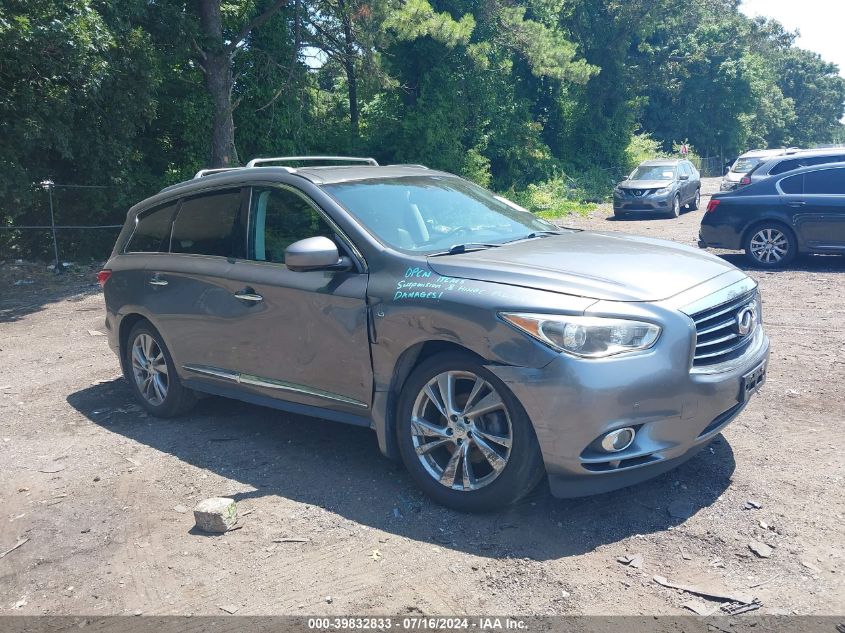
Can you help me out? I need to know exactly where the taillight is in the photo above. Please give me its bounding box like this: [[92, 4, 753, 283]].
[[706, 199, 721, 214], [97, 270, 112, 287], [740, 176, 751, 186]]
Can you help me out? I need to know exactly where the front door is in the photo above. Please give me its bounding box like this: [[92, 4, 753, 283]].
[[212, 185, 373, 414]]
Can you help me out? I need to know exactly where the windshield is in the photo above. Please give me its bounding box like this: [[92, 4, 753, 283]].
[[731, 157, 763, 173], [322, 176, 558, 254], [629, 165, 676, 181]]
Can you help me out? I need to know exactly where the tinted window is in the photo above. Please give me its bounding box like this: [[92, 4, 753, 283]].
[[779, 174, 803, 194], [804, 154, 845, 168], [248, 187, 335, 264], [126, 202, 176, 253], [171, 189, 243, 257], [803, 168, 845, 195], [770, 159, 801, 175]]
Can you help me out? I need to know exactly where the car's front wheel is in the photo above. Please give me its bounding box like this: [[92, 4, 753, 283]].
[[688, 189, 701, 210], [396, 353, 544, 512], [668, 194, 681, 218], [125, 322, 196, 417], [743, 223, 797, 268]]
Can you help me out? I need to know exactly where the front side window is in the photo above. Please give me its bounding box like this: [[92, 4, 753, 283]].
[[126, 202, 177, 253], [170, 189, 243, 257], [803, 168, 845, 195], [323, 176, 557, 253], [247, 187, 335, 264]]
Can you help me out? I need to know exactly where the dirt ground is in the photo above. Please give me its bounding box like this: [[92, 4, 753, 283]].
[[1, 178, 843, 617]]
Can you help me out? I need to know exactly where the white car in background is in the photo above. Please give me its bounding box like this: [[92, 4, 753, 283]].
[[720, 149, 789, 191]]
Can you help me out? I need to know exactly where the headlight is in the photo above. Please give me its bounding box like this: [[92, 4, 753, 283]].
[[613, 187, 623, 197], [654, 186, 671, 195], [500, 313, 661, 358]]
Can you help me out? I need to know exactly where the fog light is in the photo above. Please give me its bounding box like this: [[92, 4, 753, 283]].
[[600, 427, 635, 453]]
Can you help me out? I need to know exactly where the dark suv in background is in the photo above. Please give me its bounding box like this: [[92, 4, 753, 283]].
[[737, 148, 845, 189], [613, 159, 701, 218], [700, 162, 845, 267]]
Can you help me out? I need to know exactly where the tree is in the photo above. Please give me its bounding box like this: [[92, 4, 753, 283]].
[[191, 0, 289, 166]]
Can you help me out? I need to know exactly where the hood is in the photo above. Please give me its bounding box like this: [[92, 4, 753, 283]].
[[427, 232, 738, 302], [619, 180, 673, 190]]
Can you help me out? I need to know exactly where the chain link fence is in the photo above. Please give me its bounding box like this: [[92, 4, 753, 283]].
[[0, 183, 125, 267]]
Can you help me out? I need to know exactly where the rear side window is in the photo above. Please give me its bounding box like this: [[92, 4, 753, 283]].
[[125, 202, 177, 253], [248, 187, 335, 264], [779, 174, 803, 194], [803, 168, 845, 195], [770, 159, 801, 176], [171, 189, 243, 257]]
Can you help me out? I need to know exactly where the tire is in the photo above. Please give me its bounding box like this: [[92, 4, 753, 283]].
[[743, 222, 797, 269], [396, 352, 544, 512], [688, 189, 701, 211], [124, 321, 197, 417], [668, 195, 681, 218], [613, 209, 627, 220]]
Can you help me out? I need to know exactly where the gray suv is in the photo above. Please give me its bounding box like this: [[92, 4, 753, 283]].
[[101, 156, 769, 511], [613, 159, 701, 218]]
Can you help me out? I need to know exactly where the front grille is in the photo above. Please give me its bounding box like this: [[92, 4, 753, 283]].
[[690, 290, 759, 367]]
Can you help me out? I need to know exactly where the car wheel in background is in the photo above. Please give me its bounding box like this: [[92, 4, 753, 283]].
[[743, 223, 797, 269], [689, 189, 701, 210], [669, 195, 681, 218], [125, 321, 197, 417], [396, 353, 544, 512]]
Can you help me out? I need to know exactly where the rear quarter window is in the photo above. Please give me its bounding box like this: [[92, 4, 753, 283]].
[[125, 202, 177, 253], [770, 159, 801, 176]]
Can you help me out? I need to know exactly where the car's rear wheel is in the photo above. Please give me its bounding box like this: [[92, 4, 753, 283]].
[[125, 322, 196, 417], [668, 194, 681, 218], [743, 223, 797, 268], [396, 353, 544, 512], [688, 189, 701, 210]]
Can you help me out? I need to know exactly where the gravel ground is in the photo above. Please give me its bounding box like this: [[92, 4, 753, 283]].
[[0, 178, 843, 616]]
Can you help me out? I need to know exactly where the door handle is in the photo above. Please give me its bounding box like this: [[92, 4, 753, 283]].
[[148, 276, 168, 287], [787, 201, 805, 207], [234, 290, 263, 302]]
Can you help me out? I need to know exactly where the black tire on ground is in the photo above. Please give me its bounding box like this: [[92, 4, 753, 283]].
[[613, 210, 627, 219], [396, 352, 545, 512], [668, 195, 681, 218], [688, 189, 701, 210], [742, 222, 797, 269], [124, 321, 197, 417]]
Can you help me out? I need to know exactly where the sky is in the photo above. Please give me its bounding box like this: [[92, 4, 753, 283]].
[[739, 0, 845, 77]]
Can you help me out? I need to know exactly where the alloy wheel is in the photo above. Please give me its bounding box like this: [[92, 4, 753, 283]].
[[749, 228, 789, 264], [131, 333, 169, 406], [410, 370, 513, 491], [672, 196, 680, 217]]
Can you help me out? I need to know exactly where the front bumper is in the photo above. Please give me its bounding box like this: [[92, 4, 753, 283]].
[[489, 324, 770, 499], [613, 195, 672, 212]]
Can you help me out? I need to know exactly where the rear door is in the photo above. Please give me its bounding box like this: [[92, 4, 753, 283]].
[[794, 167, 845, 250], [209, 184, 373, 414], [143, 187, 248, 371]]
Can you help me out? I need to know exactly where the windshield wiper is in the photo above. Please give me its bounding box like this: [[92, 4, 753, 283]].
[[499, 230, 563, 244], [428, 242, 502, 256]]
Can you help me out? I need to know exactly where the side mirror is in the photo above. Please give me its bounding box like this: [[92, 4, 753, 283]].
[[679, 174, 690, 181], [285, 236, 351, 272]]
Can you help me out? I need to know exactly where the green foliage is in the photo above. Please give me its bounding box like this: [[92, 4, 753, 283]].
[[1, 0, 844, 260]]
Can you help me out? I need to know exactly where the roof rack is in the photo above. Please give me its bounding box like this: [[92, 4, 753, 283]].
[[387, 163, 428, 169], [246, 155, 378, 168], [192, 167, 243, 179]]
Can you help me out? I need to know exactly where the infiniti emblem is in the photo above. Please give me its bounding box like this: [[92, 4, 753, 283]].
[[736, 305, 757, 337]]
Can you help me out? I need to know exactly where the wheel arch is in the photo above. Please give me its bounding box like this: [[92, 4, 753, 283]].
[[374, 340, 486, 460]]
